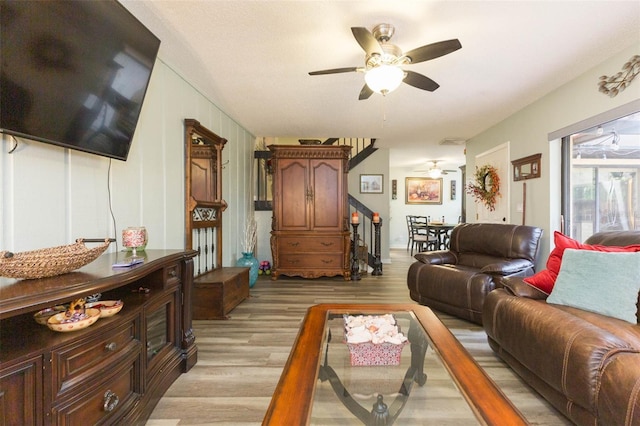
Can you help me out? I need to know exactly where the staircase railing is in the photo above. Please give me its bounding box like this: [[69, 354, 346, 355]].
[[348, 194, 382, 274], [324, 138, 377, 170]]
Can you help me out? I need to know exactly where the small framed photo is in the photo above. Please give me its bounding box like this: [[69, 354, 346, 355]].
[[451, 180, 457, 200], [405, 177, 443, 204], [360, 174, 384, 194]]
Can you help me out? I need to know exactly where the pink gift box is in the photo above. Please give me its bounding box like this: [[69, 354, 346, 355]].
[[346, 340, 408, 366]]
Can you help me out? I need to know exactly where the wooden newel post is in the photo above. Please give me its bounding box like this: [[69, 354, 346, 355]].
[[350, 222, 361, 281], [372, 220, 383, 276]]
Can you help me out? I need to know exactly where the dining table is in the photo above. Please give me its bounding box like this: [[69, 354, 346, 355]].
[[426, 222, 457, 250]]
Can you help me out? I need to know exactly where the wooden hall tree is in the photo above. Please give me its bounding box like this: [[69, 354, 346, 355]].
[[184, 119, 227, 276], [269, 145, 351, 280]]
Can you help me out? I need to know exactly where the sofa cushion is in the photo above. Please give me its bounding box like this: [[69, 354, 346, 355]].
[[480, 258, 535, 275], [524, 231, 640, 294], [547, 249, 640, 323], [450, 223, 542, 262], [483, 289, 640, 415]]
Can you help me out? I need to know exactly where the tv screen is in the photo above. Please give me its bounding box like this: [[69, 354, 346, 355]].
[[0, 0, 160, 161]]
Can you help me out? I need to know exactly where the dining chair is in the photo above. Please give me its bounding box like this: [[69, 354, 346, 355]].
[[409, 216, 438, 255], [405, 215, 414, 252]]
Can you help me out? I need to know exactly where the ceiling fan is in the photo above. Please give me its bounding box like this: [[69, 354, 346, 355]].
[[309, 23, 462, 100], [416, 160, 458, 178]]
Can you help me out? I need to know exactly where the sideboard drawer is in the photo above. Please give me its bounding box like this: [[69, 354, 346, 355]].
[[52, 319, 139, 397], [165, 263, 181, 286], [278, 236, 343, 253], [51, 349, 140, 426]]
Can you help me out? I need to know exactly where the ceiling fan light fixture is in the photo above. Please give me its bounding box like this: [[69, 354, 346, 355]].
[[364, 65, 405, 95], [428, 167, 442, 178]]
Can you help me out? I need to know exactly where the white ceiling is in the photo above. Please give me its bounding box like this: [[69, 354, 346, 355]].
[[121, 1, 640, 171]]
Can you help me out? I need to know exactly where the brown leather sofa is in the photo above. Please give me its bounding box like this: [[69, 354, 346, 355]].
[[483, 231, 640, 426], [406, 223, 543, 324]]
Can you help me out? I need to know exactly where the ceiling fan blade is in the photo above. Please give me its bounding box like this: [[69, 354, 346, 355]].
[[404, 39, 462, 64], [309, 67, 359, 75], [351, 27, 383, 56], [358, 84, 373, 100], [404, 70, 440, 92]]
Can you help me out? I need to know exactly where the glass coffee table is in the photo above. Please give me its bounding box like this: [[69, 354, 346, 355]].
[[263, 303, 527, 426]]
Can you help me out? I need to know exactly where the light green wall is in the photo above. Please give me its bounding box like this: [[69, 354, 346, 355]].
[[1, 57, 255, 268], [465, 45, 640, 268]]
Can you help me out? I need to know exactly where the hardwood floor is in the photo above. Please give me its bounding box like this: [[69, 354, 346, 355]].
[[147, 249, 571, 425]]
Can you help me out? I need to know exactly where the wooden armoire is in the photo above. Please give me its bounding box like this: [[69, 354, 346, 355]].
[[269, 145, 351, 280]]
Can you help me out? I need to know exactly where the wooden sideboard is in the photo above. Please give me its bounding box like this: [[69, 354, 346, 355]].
[[0, 249, 197, 425], [268, 145, 351, 280]]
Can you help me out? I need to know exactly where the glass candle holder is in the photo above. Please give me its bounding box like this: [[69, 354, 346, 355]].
[[122, 227, 148, 256]]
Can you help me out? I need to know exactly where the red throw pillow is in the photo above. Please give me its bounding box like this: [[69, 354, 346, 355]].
[[524, 231, 640, 294]]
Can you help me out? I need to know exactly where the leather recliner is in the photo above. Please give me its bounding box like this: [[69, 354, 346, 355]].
[[406, 223, 543, 324], [483, 231, 640, 426]]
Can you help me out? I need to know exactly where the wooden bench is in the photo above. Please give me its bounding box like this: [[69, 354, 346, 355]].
[[193, 267, 250, 319]]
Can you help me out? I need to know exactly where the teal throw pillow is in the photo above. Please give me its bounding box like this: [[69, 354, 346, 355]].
[[547, 249, 640, 323]]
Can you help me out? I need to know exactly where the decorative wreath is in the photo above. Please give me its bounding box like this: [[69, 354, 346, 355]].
[[466, 164, 501, 211]]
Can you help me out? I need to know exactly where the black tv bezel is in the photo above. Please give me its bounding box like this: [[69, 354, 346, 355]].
[[0, 0, 161, 161]]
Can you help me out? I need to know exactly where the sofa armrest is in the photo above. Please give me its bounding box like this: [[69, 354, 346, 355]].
[[480, 258, 534, 276], [500, 277, 548, 300], [413, 251, 457, 265]]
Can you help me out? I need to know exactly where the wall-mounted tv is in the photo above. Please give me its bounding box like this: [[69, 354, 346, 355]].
[[0, 0, 160, 161]]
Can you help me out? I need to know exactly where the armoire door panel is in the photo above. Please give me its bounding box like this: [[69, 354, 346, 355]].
[[278, 160, 310, 230], [311, 160, 342, 230]]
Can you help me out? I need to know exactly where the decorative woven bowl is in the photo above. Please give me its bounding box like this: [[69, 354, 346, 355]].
[[33, 306, 67, 325], [86, 300, 124, 318], [47, 308, 101, 333], [0, 239, 111, 279]]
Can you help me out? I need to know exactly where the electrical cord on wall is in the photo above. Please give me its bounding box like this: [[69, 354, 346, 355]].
[[107, 159, 119, 252]]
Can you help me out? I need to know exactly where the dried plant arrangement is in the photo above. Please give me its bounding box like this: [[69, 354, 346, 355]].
[[241, 218, 257, 254]]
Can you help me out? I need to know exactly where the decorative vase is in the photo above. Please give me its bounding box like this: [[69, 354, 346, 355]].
[[236, 252, 259, 288]]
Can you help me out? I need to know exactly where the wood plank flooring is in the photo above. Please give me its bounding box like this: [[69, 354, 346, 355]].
[[147, 249, 571, 425]]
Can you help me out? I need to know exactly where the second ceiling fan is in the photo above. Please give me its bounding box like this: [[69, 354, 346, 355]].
[[309, 23, 462, 100]]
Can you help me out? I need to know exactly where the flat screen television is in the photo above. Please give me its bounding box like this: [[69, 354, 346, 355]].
[[0, 0, 160, 161]]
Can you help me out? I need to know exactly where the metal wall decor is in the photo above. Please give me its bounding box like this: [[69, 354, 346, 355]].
[[598, 55, 640, 97]]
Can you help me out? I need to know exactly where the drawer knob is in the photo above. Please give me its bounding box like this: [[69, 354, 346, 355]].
[[105, 342, 117, 351], [103, 390, 119, 412], [169, 269, 177, 277], [321, 242, 333, 247], [288, 242, 299, 247]]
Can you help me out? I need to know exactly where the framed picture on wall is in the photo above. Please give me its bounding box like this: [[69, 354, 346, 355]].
[[360, 174, 384, 194], [451, 180, 456, 200], [405, 177, 443, 204]]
